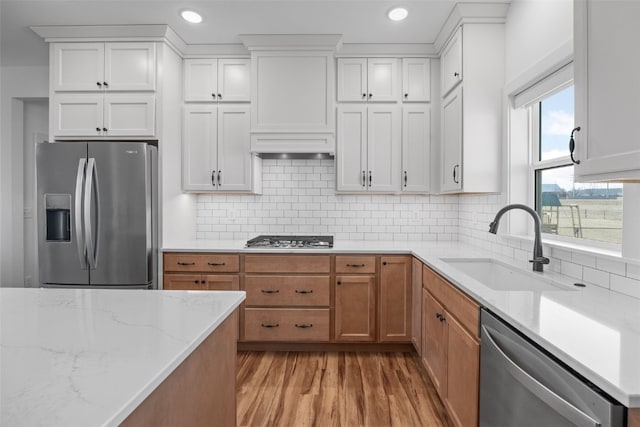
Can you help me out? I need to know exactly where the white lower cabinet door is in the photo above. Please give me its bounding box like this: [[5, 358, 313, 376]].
[[402, 105, 431, 192], [52, 95, 104, 137], [441, 86, 462, 192], [367, 106, 401, 192], [337, 106, 368, 191], [103, 95, 155, 136], [182, 106, 218, 191], [217, 107, 252, 191]]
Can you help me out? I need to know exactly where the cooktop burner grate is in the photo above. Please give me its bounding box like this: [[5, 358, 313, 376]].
[[246, 235, 334, 249]]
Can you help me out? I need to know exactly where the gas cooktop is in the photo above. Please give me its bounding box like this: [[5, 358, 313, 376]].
[[246, 235, 333, 249]]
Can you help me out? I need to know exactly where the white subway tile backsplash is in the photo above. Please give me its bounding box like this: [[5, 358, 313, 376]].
[[610, 274, 640, 299], [582, 267, 610, 289], [595, 258, 626, 276]]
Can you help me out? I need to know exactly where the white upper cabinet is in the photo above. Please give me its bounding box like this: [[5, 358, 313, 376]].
[[402, 105, 431, 192], [182, 105, 258, 193], [336, 105, 401, 192], [441, 87, 463, 192], [441, 28, 463, 98], [184, 58, 250, 103], [52, 42, 156, 92], [438, 24, 503, 194], [573, 0, 640, 182], [52, 94, 155, 137], [402, 58, 431, 102], [337, 58, 399, 102]]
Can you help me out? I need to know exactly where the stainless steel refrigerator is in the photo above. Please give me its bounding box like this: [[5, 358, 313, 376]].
[[36, 141, 158, 289]]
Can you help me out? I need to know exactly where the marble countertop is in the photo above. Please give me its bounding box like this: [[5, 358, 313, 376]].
[[164, 239, 640, 407], [0, 288, 245, 426]]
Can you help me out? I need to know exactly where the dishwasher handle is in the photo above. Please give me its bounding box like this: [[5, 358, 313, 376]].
[[481, 324, 601, 427]]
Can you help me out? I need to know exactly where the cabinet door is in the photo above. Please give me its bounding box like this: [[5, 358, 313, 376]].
[[441, 86, 463, 192], [184, 59, 218, 102], [217, 107, 252, 191], [336, 106, 368, 191], [104, 42, 156, 91], [367, 106, 401, 192], [203, 274, 240, 290], [441, 27, 463, 97], [411, 258, 423, 355], [379, 256, 412, 342], [182, 106, 217, 191], [52, 94, 104, 137], [103, 95, 155, 137], [52, 43, 105, 91], [337, 58, 368, 102], [163, 274, 208, 290], [402, 105, 431, 193], [422, 290, 447, 397], [218, 59, 251, 102], [402, 58, 431, 102], [335, 275, 376, 342], [445, 313, 479, 427], [367, 58, 399, 102], [574, 0, 640, 181]]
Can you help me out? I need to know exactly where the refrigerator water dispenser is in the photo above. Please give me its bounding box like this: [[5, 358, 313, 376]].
[[45, 194, 71, 242]]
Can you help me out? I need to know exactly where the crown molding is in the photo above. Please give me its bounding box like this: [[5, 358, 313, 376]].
[[239, 34, 343, 52], [434, 3, 510, 52], [336, 43, 436, 57]]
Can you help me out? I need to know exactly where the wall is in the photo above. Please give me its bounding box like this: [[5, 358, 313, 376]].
[[458, 0, 640, 300], [195, 159, 458, 241], [0, 65, 49, 287]]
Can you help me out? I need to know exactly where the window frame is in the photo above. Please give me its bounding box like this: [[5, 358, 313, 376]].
[[527, 82, 623, 252]]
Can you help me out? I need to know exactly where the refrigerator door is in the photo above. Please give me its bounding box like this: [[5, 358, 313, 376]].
[[87, 142, 154, 286], [37, 142, 90, 286]]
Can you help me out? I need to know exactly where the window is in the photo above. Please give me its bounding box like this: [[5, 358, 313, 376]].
[[531, 85, 623, 244]]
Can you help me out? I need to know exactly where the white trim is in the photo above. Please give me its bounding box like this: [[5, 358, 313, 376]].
[[513, 62, 574, 109]]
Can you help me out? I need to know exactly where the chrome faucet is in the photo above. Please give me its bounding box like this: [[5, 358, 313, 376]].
[[488, 204, 550, 272]]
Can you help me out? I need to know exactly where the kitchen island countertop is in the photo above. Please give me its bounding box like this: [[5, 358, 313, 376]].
[[164, 239, 640, 407], [0, 288, 245, 426]]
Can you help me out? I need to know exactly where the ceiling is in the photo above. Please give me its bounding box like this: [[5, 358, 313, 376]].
[[0, 0, 510, 67]]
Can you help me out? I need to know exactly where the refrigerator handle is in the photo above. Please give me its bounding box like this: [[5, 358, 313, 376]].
[[84, 158, 100, 269], [75, 158, 88, 269]]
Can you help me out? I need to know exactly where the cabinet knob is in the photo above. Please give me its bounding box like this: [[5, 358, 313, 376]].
[[337, 281, 342, 285], [211, 93, 216, 99], [217, 93, 222, 99], [404, 93, 409, 98], [368, 93, 373, 99], [96, 127, 101, 132], [194, 280, 199, 284], [569, 126, 581, 164], [362, 93, 367, 99], [382, 261, 387, 266], [103, 82, 108, 88], [102, 127, 108, 132], [454, 72, 460, 77], [96, 82, 102, 88]]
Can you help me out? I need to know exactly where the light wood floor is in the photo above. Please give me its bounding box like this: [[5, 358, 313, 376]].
[[237, 351, 452, 427]]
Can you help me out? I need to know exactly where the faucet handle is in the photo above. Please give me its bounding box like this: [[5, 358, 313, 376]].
[[529, 257, 550, 265]]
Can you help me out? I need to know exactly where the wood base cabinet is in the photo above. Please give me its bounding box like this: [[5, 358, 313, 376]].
[[422, 264, 480, 427], [162, 253, 240, 291], [335, 274, 376, 342], [379, 255, 412, 342]]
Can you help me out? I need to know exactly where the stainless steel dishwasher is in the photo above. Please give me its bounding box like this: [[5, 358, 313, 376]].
[[479, 309, 625, 427]]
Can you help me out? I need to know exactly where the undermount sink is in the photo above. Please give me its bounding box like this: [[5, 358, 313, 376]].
[[440, 258, 575, 292]]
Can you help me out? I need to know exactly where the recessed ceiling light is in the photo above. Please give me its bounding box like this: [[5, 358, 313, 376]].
[[181, 10, 203, 24], [388, 7, 408, 21]]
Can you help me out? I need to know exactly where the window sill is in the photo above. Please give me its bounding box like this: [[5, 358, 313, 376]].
[[504, 234, 640, 265]]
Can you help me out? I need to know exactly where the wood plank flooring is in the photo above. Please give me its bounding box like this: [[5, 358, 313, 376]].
[[237, 352, 452, 427]]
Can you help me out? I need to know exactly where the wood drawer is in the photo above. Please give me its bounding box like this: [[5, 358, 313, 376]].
[[244, 308, 330, 341], [245, 276, 330, 307], [335, 255, 376, 274], [164, 253, 239, 273], [164, 274, 239, 291], [244, 255, 330, 273], [423, 265, 479, 337]]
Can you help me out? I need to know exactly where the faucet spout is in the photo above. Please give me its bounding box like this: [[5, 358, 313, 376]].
[[488, 204, 550, 272]]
